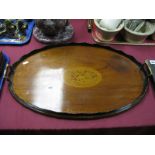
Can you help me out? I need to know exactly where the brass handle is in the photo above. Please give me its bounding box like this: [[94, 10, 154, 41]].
[[3, 64, 12, 82], [144, 60, 153, 77]]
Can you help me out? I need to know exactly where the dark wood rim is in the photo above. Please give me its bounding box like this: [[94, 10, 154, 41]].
[[8, 43, 149, 120]]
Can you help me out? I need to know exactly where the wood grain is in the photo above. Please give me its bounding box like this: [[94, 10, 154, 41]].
[[11, 45, 146, 114]]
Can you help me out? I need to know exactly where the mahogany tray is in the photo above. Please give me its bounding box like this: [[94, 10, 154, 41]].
[[8, 43, 148, 119]]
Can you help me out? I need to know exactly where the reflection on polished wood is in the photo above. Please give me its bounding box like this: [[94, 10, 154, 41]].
[[12, 45, 145, 115]]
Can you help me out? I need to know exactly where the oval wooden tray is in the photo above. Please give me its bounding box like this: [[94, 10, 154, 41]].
[[8, 43, 148, 119]]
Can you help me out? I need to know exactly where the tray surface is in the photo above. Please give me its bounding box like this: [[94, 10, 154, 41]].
[[8, 44, 148, 119]]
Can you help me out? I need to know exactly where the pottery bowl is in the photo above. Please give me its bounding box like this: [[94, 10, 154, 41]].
[[94, 19, 124, 41], [124, 20, 155, 43]]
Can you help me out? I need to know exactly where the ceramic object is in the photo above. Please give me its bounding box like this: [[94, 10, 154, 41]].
[[124, 20, 155, 43], [33, 19, 74, 44], [94, 19, 124, 41]]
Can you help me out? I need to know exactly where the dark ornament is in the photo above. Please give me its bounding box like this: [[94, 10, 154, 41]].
[[33, 19, 74, 44]]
